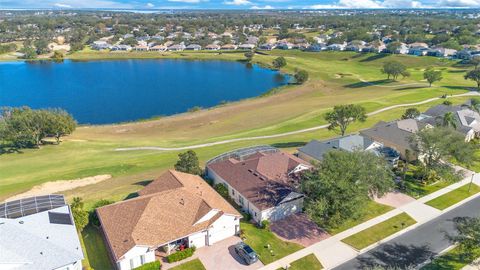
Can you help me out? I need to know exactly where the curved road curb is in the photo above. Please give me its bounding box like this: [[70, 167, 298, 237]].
[[115, 92, 479, 152]]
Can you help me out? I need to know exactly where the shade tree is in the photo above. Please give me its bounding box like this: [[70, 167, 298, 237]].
[[325, 104, 367, 136], [401, 108, 420, 120], [381, 61, 409, 80], [423, 68, 443, 87], [174, 150, 203, 175], [301, 150, 395, 229]]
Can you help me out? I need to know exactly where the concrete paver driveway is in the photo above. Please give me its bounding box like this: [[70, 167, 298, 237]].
[[270, 213, 330, 247], [196, 236, 264, 270], [374, 191, 416, 208]]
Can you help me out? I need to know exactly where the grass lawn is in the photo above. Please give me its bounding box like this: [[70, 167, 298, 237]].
[[421, 246, 480, 270], [287, 254, 323, 270], [81, 225, 114, 270], [403, 180, 452, 199], [328, 201, 394, 235], [425, 183, 480, 210], [241, 221, 303, 264], [401, 164, 453, 199], [169, 259, 206, 270], [341, 212, 417, 250], [79, 230, 91, 269], [0, 49, 475, 207]]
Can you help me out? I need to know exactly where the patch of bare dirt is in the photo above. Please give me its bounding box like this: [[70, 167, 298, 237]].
[[7, 174, 112, 201]]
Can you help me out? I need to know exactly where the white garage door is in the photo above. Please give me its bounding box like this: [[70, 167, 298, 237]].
[[189, 232, 207, 248], [209, 225, 236, 245]]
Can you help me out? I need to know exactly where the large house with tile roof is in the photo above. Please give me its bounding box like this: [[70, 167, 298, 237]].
[[206, 146, 312, 223], [97, 170, 241, 270]]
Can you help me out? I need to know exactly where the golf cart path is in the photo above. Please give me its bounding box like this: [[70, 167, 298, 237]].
[[115, 92, 479, 152]]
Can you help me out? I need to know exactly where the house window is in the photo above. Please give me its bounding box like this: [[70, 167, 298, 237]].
[[232, 189, 235, 196], [129, 258, 134, 269], [239, 196, 244, 206], [140, 254, 145, 265]]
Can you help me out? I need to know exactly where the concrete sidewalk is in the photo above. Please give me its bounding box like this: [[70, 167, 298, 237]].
[[260, 173, 480, 270], [463, 258, 480, 270]]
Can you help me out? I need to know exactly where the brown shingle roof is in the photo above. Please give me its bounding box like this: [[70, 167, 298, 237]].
[[97, 170, 241, 261], [207, 151, 311, 211]]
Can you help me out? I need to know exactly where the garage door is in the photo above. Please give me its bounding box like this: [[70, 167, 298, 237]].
[[209, 225, 236, 245], [189, 231, 207, 248]]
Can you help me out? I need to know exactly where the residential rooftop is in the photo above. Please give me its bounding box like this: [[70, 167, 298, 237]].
[[0, 195, 84, 270], [298, 134, 376, 161], [97, 170, 241, 261], [207, 150, 311, 211]]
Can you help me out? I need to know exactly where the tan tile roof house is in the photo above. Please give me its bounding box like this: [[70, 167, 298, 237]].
[[97, 170, 241, 270], [206, 148, 312, 223]]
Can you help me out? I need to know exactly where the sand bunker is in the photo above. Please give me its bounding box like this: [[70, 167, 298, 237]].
[[7, 174, 112, 201]]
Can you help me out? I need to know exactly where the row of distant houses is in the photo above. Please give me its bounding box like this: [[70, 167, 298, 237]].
[[91, 38, 480, 60], [2, 102, 480, 270], [91, 40, 258, 52]]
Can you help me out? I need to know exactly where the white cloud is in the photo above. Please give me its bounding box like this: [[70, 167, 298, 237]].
[[168, 0, 208, 3], [339, 0, 383, 8], [224, 0, 252, 5], [310, 0, 427, 8], [48, 0, 133, 8], [251, 4, 274, 8], [146, 2, 154, 7], [437, 0, 480, 7], [381, 0, 424, 7], [54, 2, 72, 7], [259, 0, 290, 2]]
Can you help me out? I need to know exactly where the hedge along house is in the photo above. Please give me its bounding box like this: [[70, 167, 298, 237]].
[[206, 146, 312, 223], [97, 170, 241, 270]]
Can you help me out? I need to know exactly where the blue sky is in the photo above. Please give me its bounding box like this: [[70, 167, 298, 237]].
[[2, 0, 480, 10]]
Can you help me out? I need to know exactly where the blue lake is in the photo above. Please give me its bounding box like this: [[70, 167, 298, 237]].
[[0, 59, 289, 124]]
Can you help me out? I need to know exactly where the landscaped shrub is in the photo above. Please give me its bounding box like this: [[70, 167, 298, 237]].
[[242, 212, 252, 221], [214, 183, 229, 198], [261, 220, 270, 230], [166, 247, 196, 263], [133, 261, 161, 270]]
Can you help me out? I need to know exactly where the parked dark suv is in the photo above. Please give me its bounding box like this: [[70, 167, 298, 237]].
[[234, 242, 258, 265]]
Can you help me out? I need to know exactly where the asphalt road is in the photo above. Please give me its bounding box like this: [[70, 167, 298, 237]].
[[333, 196, 480, 270]]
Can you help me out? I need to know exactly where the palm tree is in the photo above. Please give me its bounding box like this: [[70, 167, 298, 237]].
[[441, 112, 457, 129]]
